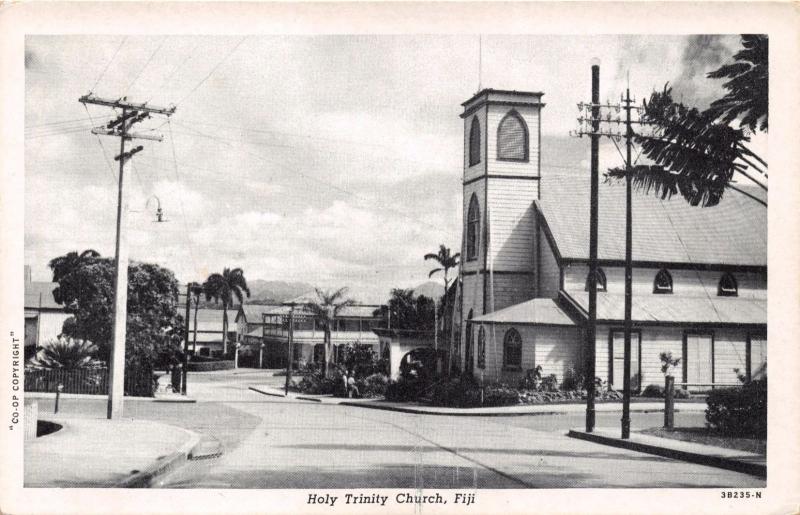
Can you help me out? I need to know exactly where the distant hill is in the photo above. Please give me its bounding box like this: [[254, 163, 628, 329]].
[[413, 281, 444, 300], [245, 279, 315, 304]]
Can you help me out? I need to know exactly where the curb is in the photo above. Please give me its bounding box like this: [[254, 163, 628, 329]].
[[24, 392, 156, 401], [337, 401, 701, 417], [567, 429, 766, 478], [116, 427, 203, 488], [248, 386, 287, 398]]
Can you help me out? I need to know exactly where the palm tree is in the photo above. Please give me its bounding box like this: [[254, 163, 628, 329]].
[[188, 281, 204, 354], [204, 268, 250, 356], [306, 287, 354, 378], [424, 244, 460, 352], [606, 36, 768, 208], [27, 336, 103, 370]]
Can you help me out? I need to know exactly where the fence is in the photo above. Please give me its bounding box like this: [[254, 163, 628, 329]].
[[24, 367, 157, 397]]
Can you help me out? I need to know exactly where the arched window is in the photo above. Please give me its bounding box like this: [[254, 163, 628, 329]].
[[584, 267, 607, 292], [718, 273, 738, 297], [466, 194, 480, 261], [653, 268, 673, 294], [469, 117, 481, 166], [497, 110, 529, 161], [503, 328, 522, 369], [477, 326, 486, 369]]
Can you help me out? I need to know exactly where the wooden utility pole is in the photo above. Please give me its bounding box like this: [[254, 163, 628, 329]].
[[284, 305, 295, 396], [79, 94, 175, 420], [182, 283, 191, 395], [621, 85, 634, 439]]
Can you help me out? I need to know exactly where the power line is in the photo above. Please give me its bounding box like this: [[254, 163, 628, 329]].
[[125, 36, 169, 96], [92, 36, 128, 92], [176, 36, 247, 106]]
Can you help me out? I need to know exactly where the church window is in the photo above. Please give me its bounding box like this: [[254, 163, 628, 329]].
[[718, 273, 738, 297], [503, 328, 522, 369], [466, 194, 480, 261], [469, 117, 481, 166], [584, 267, 607, 292], [653, 268, 673, 294], [497, 110, 529, 161]]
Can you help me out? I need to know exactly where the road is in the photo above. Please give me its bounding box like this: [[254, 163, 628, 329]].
[[35, 370, 765, 488]]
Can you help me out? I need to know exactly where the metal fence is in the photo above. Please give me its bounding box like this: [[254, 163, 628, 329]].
[[24, 367, 156, 397]]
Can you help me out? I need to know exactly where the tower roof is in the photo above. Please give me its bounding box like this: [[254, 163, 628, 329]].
[[461, 88, 545, 118]]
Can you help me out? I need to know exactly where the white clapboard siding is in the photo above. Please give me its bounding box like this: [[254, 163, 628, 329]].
[[486, 179, 538, 270], [480, 324, 580, 383], [36, 312, 71, 345], [486, 273, 536, 312], [486, 105, 540, 177], [564, 264, 766, 299], [639, 327, 684, 387], [713, 330, 749, 384]]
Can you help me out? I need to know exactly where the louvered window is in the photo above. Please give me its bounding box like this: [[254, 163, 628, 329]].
[[717, 273, 738, 297], [469, 117, 481, 166], [497, 110, 528, 161], [585, 267, 607, 292], [466, 194, 480, 261], [653, 269, 673, 294], [503, 328, 522, 369]]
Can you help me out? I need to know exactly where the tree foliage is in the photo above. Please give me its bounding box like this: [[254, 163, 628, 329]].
[[377, 288, 436, 331], [306, 287, 354, 377], [706, 34, 768, 132], [50, 254, 184, 371], [204, 267, 250, 355], [27, 336, 104, 370]]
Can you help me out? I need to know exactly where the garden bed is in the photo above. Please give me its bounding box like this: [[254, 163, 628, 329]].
[[639, 427, 766, 455]]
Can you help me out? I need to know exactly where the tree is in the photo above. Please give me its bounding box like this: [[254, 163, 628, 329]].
[[188, 281, 204, 354], [306, 287, 354, 378], [606, 35, 768, 207], [424, 244, 460, 354], [50, 255, 184, 393], [49, 249, 101, 305], [377, 288, 436, 332], [204, 268, 250, 356]]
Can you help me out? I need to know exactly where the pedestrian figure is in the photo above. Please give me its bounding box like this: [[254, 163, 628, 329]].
[[347, 371, 359, 398], [341, 371, 348, 397]]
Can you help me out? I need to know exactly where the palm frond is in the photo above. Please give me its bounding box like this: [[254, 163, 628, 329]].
[[428, 267, 443, 278]]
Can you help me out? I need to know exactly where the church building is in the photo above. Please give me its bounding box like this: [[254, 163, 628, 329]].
[[455, 89, 767, 392]]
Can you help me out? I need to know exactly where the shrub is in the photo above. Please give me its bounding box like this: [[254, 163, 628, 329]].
[[186, 360, 235, 372], [561, 367, 584, 391], [483, 385, 521, 406], [339, 344, 388, 378], [705, 379, 767, 438], [674, 388, 690, 399], [359, 373, 389, 398], [293, 373, 341, 395], [641, 384, 665, 398], [540, 374, 559, 392], [385, 377, 425, 402], [26, 336, 104, 370]]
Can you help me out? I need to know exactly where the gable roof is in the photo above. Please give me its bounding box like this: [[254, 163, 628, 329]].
[[471, 298, 576, 326], [237, 305, 267, 324], [24, 282, 63, 310], [536, 177, 766, 267]]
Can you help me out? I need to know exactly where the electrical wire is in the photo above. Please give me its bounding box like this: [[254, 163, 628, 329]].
[[125, 36, 169, 96], [176, 36, 247, 106], [92, 36, 128, 93]]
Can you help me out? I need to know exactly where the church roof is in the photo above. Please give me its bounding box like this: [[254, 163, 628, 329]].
[[471, 298, 576, 326], [24, 281, 63, 310], [536, 179, 767, 267]]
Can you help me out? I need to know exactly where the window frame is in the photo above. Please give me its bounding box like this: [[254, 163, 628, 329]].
[[585, 267, 607, 292], [468, 116, 481, 167], [496, 110, 530, 162], [466, 194, 480, 262], [502, 327, 523, 370], [477, 325, 486, 370], [653, 268, 674, 294], [717, 272, 738, 297]]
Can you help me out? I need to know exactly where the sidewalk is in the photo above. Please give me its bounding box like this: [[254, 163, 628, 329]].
[[25, 415, 201, 487], [248, 384, 706, 416], [568, 427, 766, 478]]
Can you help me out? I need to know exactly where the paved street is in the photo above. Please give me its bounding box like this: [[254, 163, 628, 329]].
[[33, 371, 764, 489]]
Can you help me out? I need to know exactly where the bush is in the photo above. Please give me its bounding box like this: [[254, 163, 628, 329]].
[[359, 373, 389, 398], [293, 373, 341, 396], [540, 374, 559, 392], [385, 377, 426, 402], [483, 385, 521, 406], [561, 367, 584, 391], [187, 359, 235, 372], [705, 379, 767, 438], [641, 384, 665, 398]]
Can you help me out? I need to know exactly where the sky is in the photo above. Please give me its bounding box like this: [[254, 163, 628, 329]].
[[24, 34, 762, 303]]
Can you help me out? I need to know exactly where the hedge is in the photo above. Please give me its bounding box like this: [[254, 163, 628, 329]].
[[705, 379, 767, 438], [187, 360, 235, 372]]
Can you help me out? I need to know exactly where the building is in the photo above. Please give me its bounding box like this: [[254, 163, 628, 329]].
[[256, 295, 385, 368], [183, 308, 237, 358], [455, 89, 767, 391], [23, 271, 71, 359]]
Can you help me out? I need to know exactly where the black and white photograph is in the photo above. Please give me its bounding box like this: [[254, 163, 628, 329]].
[[2, 2, 799, 514]]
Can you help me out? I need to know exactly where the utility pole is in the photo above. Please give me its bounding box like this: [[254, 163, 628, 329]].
[[572, 72, 654, 439], [79, 94, 175, 420], [182, 283, 191, 395], [284, 305, 295, 396], [621, 85, 634, 439]]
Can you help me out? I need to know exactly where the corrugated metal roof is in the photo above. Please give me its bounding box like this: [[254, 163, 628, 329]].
[[24, 282, 63, 310], [180, 309, 233, 331], [537, 176, 766, 266], [260, 303, 381, 319], [237, 305, 268, 323], [564, 291, 766, 325], [471, 298, 576, 326]]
